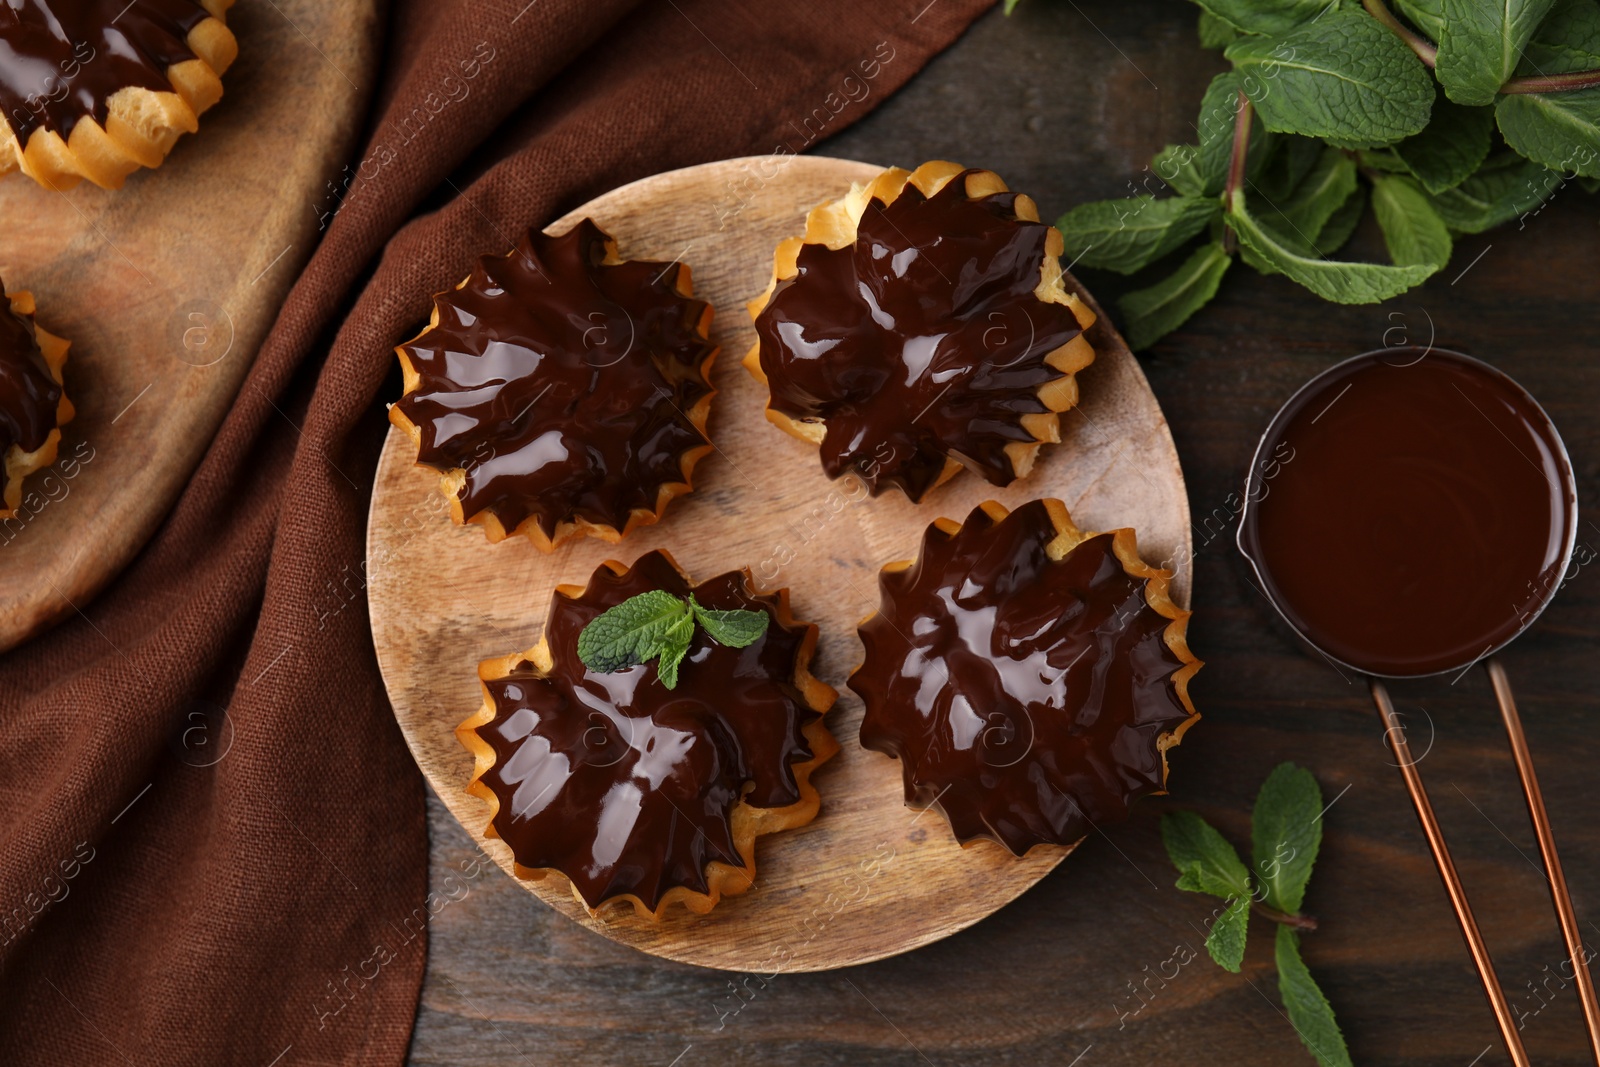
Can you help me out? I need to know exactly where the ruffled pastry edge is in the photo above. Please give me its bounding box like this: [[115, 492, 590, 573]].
[[0, 0, 238, 190]]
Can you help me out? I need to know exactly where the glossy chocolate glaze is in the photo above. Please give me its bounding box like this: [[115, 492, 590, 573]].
[[0, 0, 211, 141], [1238, 348, 1574, 677], [475, 552, 823, 909], [394, 219, 715, 540], [852, 501, 1194, 855], [753, 170, 1085, 502], [0, 287, 61, 456]]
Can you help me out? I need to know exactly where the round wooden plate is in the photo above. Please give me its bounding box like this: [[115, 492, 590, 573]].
[[0, 0, 376, 652], [367, 155, 1192, 973]]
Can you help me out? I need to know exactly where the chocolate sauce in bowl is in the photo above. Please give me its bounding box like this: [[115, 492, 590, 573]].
[[1238, 348, 1575, 677]]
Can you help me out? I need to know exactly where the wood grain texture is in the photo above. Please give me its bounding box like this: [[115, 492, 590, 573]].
[[405, 4, 1600, 1066], [0, 0, 377, 652], [367, 155, 1192, 973]]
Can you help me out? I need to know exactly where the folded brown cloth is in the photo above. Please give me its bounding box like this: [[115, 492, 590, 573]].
[[0, 0, 991, 1062]]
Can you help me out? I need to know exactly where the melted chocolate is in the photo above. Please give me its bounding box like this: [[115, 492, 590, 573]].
[[852, 501, 1195, 855], [753, 170, 1085, 502], [475, 553, 823, 909], [394, 219, 716, 540], [1238, 348, 1574, 677], [0, 0, 212, 142], [0, 285, 61, 457]]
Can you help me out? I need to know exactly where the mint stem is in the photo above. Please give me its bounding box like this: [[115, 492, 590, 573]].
[[1364, 0, 1600, 93], [1502, 69, 1600, 93], [1363, 0, 1437, 67], [1254, 901, 1319, 932], [1221, 89, 1252, 255]]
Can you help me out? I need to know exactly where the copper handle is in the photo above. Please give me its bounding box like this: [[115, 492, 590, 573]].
[[1371, 679, 1531, 1067], [1488, 657, 1600, 1063]]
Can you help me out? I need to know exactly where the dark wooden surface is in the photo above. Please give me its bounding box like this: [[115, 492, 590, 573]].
[[405, 2, 1600, 1064]]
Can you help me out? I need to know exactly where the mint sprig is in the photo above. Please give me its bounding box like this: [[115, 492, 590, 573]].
[[1161, 762, 1351, 1067], [574, 589, 769, 690], [1009, 0, 1600, 348]]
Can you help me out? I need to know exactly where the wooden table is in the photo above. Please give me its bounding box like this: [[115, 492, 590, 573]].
[[405, 3, 1600, 1064]]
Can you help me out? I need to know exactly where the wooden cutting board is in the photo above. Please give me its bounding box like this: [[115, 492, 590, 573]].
[[0, 0, 377, 651], [366, 154, 1192, 973]]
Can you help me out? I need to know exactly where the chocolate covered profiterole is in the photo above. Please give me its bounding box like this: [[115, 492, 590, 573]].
[[0, 0, 238, 189], [0, 282, 71, 517], [458, 551, 838, 919], [851, 499, 1200, 855], [390, 219, 718, 552], [745, 160, 1097, 502]]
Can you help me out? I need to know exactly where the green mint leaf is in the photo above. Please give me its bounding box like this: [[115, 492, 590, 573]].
[[1276, 926, 1354, 1067], [1267, 146, 1358, 243], [1496, 90, 1600, 178], [1153, 144, 1207, 197], [1494, 1, 1600, 176], [1256, 135, 1327, 203], [1393, 0, 1445, 43], [1195, 73, 1242, 194], [1206, 896, 1251, 973], [1371, 173, 1453, 268], [1395, 94, 1495, 193], [576, 590, 691, 674], [1225, 11, 1434, 148], [1198, 9, 1241, 49], [1356, 149, 1413, 174], [1237, 239, 1282, 277], [1519, 0, 1600, 72], [1313, 186, 1366, 255], [1195, 72, 1275, 195], [1251, 762, 1325, 914], [1229, 189, 1438, 302], [1056, 195, 1219, 274], [1148, 75, 1269, 206], [579, 588, 774, 689], [1190, 0, 1333, 37], [1162, 811, 1254, 899], [1435, 0, 1560, 106], [1426, 152, 1564, 232], [654, 613, 695, 690], [689, 596, 770, 649], [1117, 240, 1232, 350]]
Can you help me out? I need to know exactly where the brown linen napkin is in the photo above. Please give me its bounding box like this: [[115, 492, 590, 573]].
[[0, 0, 993, 1062]]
